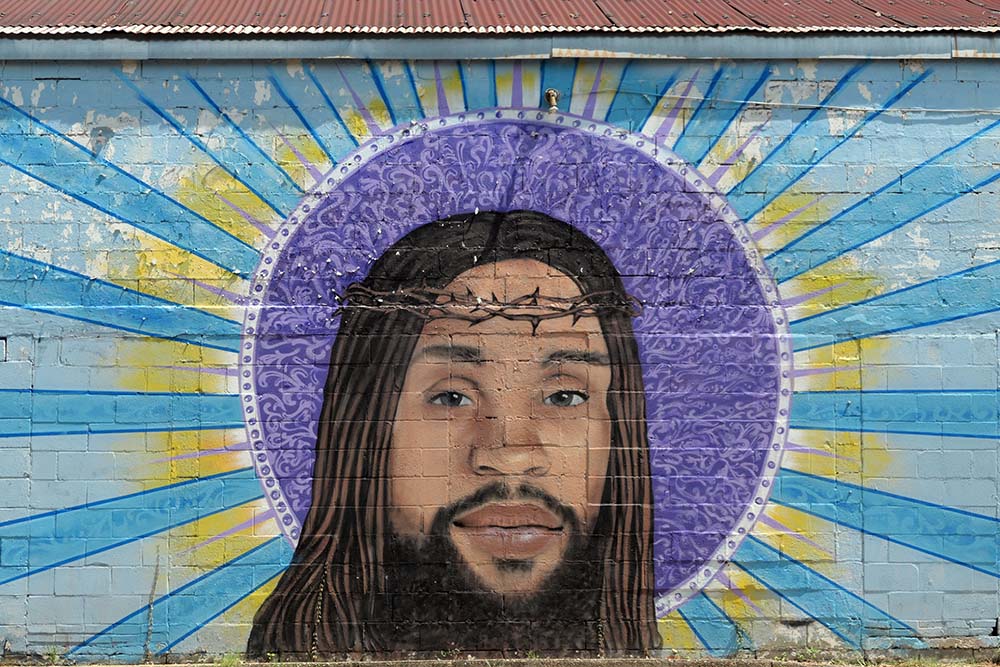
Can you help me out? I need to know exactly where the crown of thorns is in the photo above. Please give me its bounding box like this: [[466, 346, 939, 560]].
[[337, 283, 641, 332]]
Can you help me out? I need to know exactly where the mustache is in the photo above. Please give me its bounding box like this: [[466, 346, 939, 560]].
[[430, 481, 582, 535]]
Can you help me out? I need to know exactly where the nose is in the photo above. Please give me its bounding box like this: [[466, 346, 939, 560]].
[[469, 417, 551, 477]]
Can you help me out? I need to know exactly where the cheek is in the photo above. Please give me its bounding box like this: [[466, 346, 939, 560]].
[[389, 415, 451, 536]]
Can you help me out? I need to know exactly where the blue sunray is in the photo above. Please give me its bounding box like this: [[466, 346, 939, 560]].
[[0, 250, 242, 353], [603, 61, 678, 132], [0, 468, 261, 588], [115, 72, 298, 218], [0, 97, 259, 277], [367, 60, 424, 126], [405, 61, 426, 117], [767, 116, 1000, 283], [677, 592, 741, 656], [735, 69, 931, 222], [771, 469, 1000, 579], [671, 67, 724, 148], [459, 60, 497, 111], [267, 68, 336, 163], [303, 64, 365, 154], [71, 536, 292, 660], [0, 389, 243, 438], [791, 257, 1000, 351], [732, 536, 918, 648], [790, 389, 997, 439], [186, 75, 305, 192], [726, 62, 867, 209], [540, 59, 579, 114], [673, 65, 771, 166]]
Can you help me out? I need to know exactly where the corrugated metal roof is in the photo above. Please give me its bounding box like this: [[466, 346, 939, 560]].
[[0, 0, 998, 34]]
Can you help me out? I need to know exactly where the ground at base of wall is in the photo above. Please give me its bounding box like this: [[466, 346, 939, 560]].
[[3, 657, 1000, 667]]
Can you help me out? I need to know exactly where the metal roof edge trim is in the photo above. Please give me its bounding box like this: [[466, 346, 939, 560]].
[[0, 33, 997, 60]]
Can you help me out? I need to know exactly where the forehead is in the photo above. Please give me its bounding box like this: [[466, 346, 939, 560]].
[[416, 258, 607, 351]]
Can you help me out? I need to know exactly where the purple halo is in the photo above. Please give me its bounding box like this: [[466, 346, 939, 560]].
[[241, 112, 791, 615]]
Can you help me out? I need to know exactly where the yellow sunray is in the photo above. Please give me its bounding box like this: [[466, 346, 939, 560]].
[[658, 609, 702, 652], [116, 338, 237, 393], [273, 133, 332, 189], [783, 429, 891, 483], [780, 256, 884, 323], [754, 504, 836, 569], [176, 165, 277, 247], [792, 338, 893, 392], [706, 563, 782, 622], [170, 499, 278, 568], [746, 191, 839, 256]]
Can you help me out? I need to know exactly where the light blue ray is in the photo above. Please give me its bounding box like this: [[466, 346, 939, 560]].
[[0, 96, 259, 277], [302, 64, 365, 156], [767, 116, 1000, 283], [115, 72, 299, 218], [0, 250, 242, 353], [0, 468, 261, 587], [673, 65, 771, 166], [727, 62, 867, 211], [672, 67, 724, 149], [266, 68, 336, 164], [185, 75, 305, 191], [790, 389, 998, 439], [71, 536, 292, 660], [677, 592, 741, 656], [604, 61, 676, 131], [734, 68, 930, 222], [364, 60, 424, 126], [732, 536, 918, 647], [0, 389, 243, 438], [541, 59, 578, 114], [771, 469, 1000, 578], [459, 60, 497, 111], [790, 258, 1000, 352]]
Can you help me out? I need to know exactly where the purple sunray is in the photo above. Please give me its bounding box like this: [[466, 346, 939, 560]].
[[751, 196, 824, 241], [757, 512, 831, 555], [269, 121, 324, 184], [337, 63, 381, 136], [714, 570, 764, 615], [178, 508, 277, 555], [706, 126, 763, 187], [581, 60, 606, 119], [654, 69, 700, 144], [791, 365, 856, 378], [153, 364, 239, 377], [783, 440, 858, 462], [165, 271, 247, 305], [781, 280, 844, 307], [511, 61, 524, 107], [432, 61, 451, 116], [218, 193, 277, 239], [151, 441, 250, 464]]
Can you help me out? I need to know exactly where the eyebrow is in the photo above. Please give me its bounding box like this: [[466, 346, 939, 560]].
[[542, 350, 611, 366], [418, 344, 484, 363]]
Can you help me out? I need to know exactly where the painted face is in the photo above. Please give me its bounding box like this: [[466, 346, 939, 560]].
[[389, 258, 613, 595]]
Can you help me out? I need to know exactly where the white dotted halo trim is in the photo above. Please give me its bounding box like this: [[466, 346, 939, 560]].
[[240, 108, 793, 616]]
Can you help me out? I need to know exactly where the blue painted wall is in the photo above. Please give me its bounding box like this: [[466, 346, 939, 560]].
[[0, 57, 997, 659]]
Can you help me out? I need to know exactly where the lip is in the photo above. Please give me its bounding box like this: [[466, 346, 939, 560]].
[[451, 503, 564, 560]]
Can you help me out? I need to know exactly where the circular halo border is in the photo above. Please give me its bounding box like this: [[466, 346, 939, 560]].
[[240, 108, 794, 617]]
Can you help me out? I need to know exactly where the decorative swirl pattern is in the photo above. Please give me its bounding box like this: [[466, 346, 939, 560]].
[[242, 112, 792, 615]]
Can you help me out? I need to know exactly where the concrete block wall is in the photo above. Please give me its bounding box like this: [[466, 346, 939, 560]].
[[0, 57, 997, 660]]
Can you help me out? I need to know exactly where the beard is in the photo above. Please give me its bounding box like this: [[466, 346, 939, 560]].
[[375, 482, 605, 656]]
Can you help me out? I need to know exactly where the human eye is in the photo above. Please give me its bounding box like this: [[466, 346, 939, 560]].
[[542, 390, 589, 408], [427, 391, 473, 408]]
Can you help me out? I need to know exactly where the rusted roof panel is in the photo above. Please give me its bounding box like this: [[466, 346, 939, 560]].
[[1, 0, 999, 34]]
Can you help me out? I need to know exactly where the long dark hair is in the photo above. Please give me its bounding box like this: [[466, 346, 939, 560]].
[[247, 210, 659, 657]]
